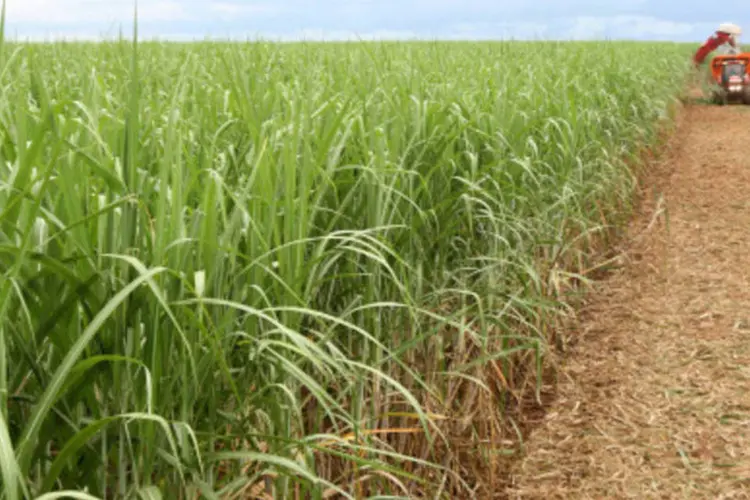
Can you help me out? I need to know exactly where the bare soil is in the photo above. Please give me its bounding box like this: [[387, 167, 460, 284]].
[[505, 99, 750, 498]]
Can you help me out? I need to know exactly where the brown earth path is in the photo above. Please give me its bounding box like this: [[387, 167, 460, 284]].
[[504, 99, 750, 498]]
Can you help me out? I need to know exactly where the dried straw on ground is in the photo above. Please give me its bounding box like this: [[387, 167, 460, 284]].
[[506, 99, 750, 498]]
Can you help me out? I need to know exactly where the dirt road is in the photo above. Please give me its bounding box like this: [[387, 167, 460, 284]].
[[506, 100, 750, 498]]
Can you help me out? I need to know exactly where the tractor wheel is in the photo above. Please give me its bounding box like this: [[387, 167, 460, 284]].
[[742, 88, 750, 105]]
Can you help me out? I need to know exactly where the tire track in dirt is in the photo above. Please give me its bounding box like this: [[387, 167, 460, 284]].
[[505, 100, 750, 498]]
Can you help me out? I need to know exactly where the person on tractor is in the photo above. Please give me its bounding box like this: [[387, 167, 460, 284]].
[[693, 23, 742, 66]]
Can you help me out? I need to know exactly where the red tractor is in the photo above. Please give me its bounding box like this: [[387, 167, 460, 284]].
[[709, 53, 750, 105], [693, 23, 749, 104]]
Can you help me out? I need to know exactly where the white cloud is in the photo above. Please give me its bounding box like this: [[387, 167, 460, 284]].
[[208, 2, 281, 18], [139, 1, 188, 21], [448, 22, 550, 40], [6, 0, 189, 24], [0, 0, 718, 42], [566, 17, 607, 40], [618, 16, 695, 37], [567, 15, 696, 40]]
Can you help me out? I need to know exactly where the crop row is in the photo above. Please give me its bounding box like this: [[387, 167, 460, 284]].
[[0, 39, 691, 498]]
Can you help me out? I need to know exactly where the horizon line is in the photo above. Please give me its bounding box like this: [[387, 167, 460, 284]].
[[0, 35, 699, 44]]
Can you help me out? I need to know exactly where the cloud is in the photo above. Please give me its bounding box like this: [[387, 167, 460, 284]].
[[447, 22, 550, 40], [567, 15, 697, 40], [0, 0, 740, 41], [208, 2, 282, 18], [6, 0, 189, 24]]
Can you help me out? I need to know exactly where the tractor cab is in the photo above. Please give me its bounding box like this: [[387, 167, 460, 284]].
[[710, 53, 750, 104]]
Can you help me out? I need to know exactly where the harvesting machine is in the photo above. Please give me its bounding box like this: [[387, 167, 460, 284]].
[[709, 52, 750, 104]]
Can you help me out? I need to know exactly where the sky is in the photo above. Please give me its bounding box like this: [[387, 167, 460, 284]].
[[4, 0, 750, 43]]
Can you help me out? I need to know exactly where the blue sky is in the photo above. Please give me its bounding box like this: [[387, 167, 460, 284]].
[[5, 0, 749, 42]]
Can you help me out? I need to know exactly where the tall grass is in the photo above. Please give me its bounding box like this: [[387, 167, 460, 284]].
[[0, 32, 691, 498]]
